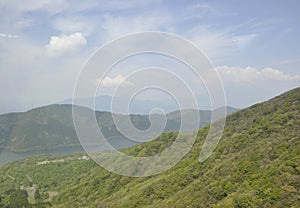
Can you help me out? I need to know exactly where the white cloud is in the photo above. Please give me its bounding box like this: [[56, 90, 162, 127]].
[[45, 32, 87, 56], [0, 33, 18, 39], [216, 66, 300, 84], [98, 75, 134, 88], [186, 27, 236, 60]]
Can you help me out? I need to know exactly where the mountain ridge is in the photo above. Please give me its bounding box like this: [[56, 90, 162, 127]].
[[0, 104, 238, 152], [60, 95, 238, 115]]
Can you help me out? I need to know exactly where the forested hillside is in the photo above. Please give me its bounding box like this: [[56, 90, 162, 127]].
[[0, 88, 299, 208], [0, 105, 236, 152]]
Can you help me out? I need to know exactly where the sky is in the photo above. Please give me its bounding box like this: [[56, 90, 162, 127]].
[[0, 0, 300, 114]]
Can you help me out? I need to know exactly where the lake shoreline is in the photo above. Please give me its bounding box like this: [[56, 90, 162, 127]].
[[0, 136, 139, 166]]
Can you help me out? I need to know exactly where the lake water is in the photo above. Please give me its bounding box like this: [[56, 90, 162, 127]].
[[0, 146, 85, 166], [0, 137, 138, 166]]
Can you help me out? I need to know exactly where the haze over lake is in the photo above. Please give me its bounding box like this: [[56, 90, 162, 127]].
[[0, 137, 138, 166]]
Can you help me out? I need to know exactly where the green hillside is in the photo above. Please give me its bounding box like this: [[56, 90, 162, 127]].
[[0, 88, 299, 207], [0, 105, 237, 152]]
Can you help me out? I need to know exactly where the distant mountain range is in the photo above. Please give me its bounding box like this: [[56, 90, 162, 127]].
[[0, 104, 237, 152], [60, 95, 218, 114]]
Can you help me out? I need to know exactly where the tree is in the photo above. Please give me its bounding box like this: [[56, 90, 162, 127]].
[[34, 189, 41, 201], [9, 189, 30, 208]]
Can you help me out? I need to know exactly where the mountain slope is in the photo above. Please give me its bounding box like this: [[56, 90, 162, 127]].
[[0, 87, 299, 208], [0, 105, 237, 152]]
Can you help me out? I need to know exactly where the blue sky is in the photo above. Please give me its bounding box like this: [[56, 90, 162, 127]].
[[0, 0, 299, 113]]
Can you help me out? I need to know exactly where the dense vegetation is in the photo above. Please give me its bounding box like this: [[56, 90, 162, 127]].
[[0, 88, 299, 207], [0, 104, 237, 152]]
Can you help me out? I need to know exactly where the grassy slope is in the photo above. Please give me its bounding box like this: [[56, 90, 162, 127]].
[[0, 88, 299, 208]]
